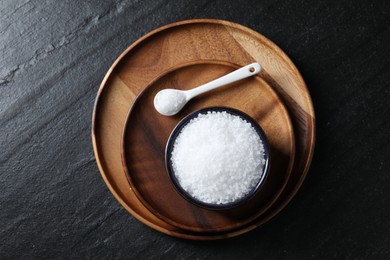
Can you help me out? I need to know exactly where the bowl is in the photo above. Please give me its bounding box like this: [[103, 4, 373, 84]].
[[165, 107, 271, 210]]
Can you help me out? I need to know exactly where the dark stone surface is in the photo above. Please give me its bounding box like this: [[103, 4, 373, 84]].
[[1, 0, 389, 258]]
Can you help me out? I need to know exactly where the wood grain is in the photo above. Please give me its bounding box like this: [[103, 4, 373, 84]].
[[121, 61, 295, 233], [92, 19, 315, 239]]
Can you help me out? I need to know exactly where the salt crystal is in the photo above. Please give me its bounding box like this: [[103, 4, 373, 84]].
[[171, 111, 266, 205], [154, 89, 186, 115]]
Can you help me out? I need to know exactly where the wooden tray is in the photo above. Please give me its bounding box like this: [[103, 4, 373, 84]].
[[121, 61, 295, 233], [92, 19, 315, 240]]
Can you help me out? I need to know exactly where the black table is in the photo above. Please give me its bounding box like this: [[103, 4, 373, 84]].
[[1, 0, 389, 258]]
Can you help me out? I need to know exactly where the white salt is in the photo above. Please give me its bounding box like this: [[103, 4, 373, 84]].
[[171, 111, 266, 205], [154, 89, 186, 115]]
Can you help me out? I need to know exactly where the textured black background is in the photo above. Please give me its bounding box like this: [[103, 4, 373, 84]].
[[1, 0, 389, 259]]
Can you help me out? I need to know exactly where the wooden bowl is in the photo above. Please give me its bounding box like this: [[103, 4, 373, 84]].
[[121, 60, 295, 233], [165, 107, 271, 210], [92, 19, 315, 239]]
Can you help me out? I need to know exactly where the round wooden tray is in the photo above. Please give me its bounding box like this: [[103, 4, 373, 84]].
[[121, 61, 295, 233], [92, 19, 315, 240]]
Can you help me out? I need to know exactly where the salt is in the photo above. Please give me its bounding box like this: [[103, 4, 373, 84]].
[[171, 111, 266, 205], [154, 89, 187, 116]]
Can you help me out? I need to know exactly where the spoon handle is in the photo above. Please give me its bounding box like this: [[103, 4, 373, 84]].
[[186, 62, 261, 100]]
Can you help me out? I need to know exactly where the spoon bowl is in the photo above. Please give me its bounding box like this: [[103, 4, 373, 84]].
[[154, 89, 188, 116]]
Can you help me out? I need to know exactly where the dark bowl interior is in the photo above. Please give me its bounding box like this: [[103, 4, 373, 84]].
[[165, 107, 271, 210]]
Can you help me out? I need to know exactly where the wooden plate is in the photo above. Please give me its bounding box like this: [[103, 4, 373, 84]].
[[92, 19, 315, 239], [121, 61, 295, 233]]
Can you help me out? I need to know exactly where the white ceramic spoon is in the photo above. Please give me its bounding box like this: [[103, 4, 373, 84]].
[[153, 62, 261, 116]]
